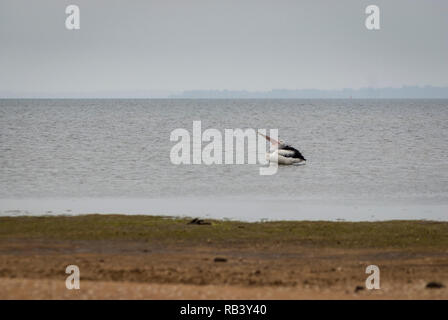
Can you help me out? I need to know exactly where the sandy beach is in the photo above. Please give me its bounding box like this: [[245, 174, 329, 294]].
[[0, 215, 447, 299]]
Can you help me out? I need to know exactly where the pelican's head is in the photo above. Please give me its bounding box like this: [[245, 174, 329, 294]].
[[258, 132, 287, 149], [278, 139, 287, 148]]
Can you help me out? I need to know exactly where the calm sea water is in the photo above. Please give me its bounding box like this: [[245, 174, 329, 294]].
[[1, 99, 447, 221]]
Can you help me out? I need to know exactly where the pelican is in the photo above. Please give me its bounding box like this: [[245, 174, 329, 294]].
[[259, 133, 306, 165]]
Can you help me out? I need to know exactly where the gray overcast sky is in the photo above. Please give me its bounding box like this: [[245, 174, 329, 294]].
[[1, 0, 447, 97]]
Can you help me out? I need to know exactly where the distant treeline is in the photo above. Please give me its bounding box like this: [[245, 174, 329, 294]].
[[170, 86, 448, 99]]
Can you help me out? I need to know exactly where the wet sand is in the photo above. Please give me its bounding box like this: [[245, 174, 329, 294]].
[[0, 215, 447, 299]]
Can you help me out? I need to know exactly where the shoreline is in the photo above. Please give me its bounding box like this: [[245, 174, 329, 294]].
[[1, 215, 447, 299], [2, 197, 448, 222]]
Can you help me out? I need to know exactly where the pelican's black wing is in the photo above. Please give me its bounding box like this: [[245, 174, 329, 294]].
[[281, 146, 306, 161]]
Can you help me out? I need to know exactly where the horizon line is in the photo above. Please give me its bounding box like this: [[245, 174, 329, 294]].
[[2, 86, 448, 99]]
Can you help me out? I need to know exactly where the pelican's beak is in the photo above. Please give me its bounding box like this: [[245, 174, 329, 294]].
[[258, 132, 280, 146]]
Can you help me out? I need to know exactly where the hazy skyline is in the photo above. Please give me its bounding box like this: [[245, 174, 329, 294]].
[[1, 0, 448, 98], [171, 86, 448, 99]]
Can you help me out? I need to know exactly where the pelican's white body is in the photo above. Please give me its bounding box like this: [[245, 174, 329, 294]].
[[259, 132, 306, 166]]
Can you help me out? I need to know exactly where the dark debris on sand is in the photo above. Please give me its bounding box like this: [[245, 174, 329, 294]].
[[426, 281, 445, 289], [188, 218, 212, 225], [354, 285, 364, 293]]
